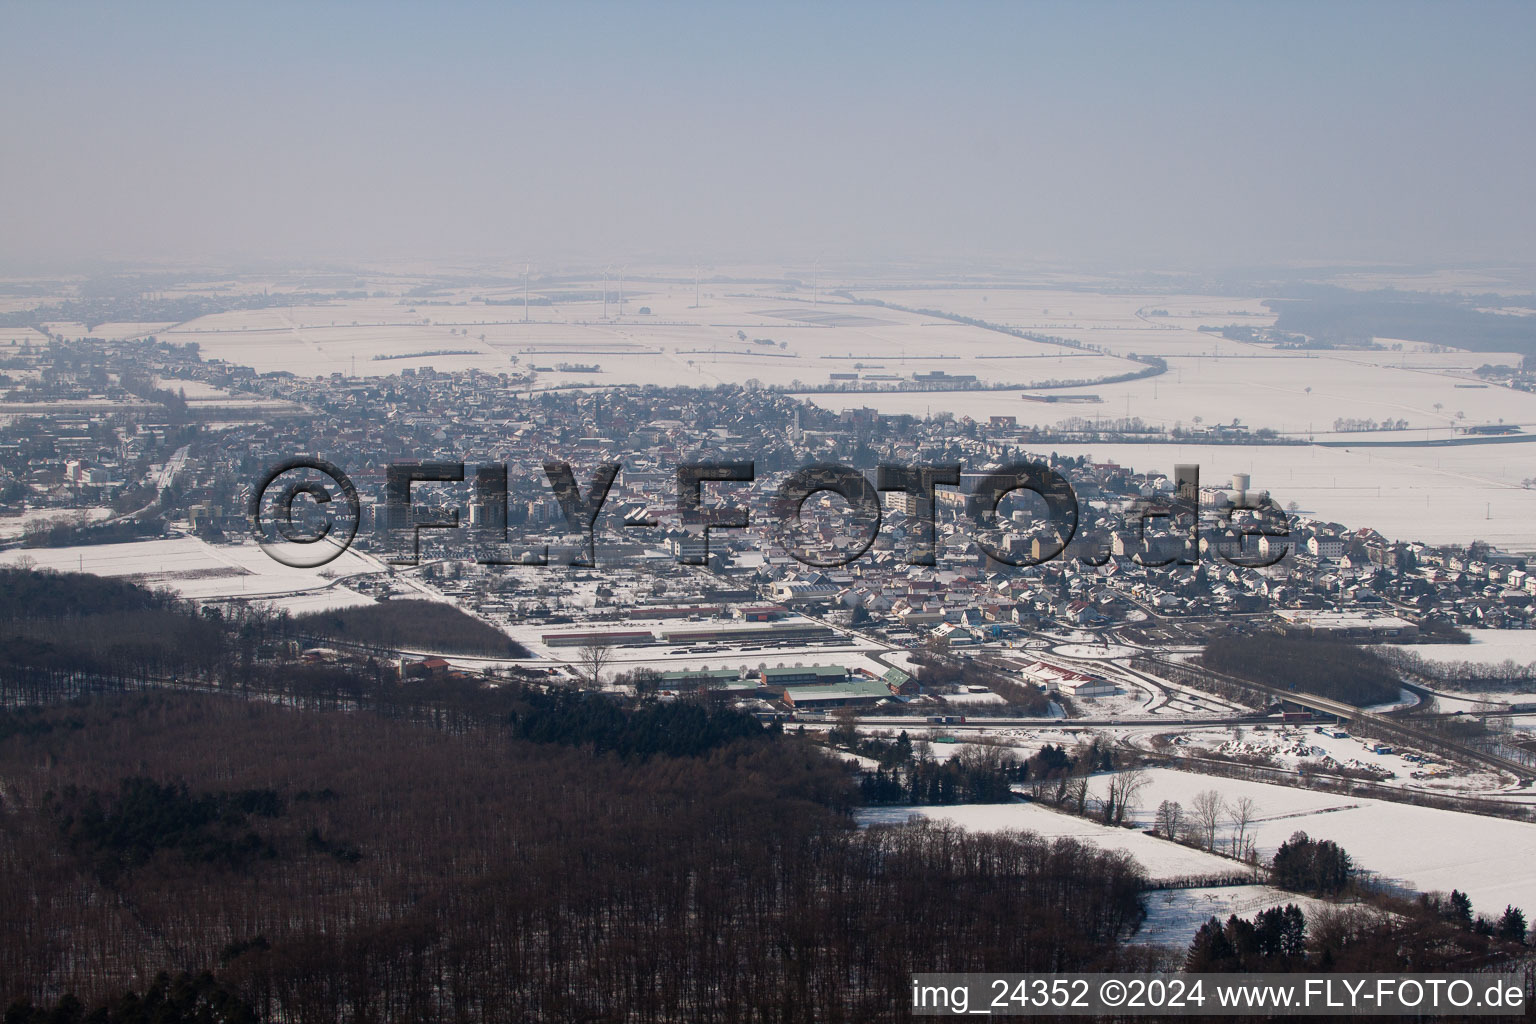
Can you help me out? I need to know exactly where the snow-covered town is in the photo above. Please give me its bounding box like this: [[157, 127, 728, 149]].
[[5, 3, 1536, 1017], [8, 279, 1536, 962]]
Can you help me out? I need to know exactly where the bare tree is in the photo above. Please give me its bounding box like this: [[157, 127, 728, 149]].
[[1227, 796, 1258, 858], [1154, 799, 1183, 839], [575, 639, 615, 689], [1191, 789, 1225, 852], [957, 742, 1006, 775], [1065, 758, 1093, 815], [1102, 764, 1151, 825]]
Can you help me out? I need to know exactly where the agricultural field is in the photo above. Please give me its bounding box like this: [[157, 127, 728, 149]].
[[798, 356, 1536, 439], [95, 276, 1536, 449], [0, 326, 49, 345], [85, 321, 180, 339], [0, 506, 114, 541], [856, 800, 1241, 882], [1396, 629, 1536, 669], [1089, 768, 1536, 916], [0, 535, 380, 612], [1039, 441, 1536, 550], [154, 375, 305, 415], [819, 285, 1536, 432], [155, 285, 1138, 388]]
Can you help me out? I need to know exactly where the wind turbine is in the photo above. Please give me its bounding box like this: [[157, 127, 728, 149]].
[[618, 265, 626, 317], [602, 265, 610, 319], [812, 257, 819, 307], [523, 263, 530, 323], [693, 265, 701, 309]]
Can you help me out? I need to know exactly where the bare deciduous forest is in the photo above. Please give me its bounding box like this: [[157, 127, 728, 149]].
[[288, 600, 531, 658], [0, 694, 1149, 1022], [1201, 635, 1403, 706]]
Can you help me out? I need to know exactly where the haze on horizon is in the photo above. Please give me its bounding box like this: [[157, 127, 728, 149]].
[[2, 1, 1533, 274]]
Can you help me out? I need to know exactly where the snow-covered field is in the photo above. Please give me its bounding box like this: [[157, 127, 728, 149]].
[[857, 765, 1536, 921], [157, 282, 1536, 445], [0, 536, 380, 609], [1396, 630, 1536, 669], [156, 288, 1137, 386], [151, 377, 299, 414], [851, 758, 1536, 923], [1092, 768, 1536, 917], [88, 322, 179, 339], [800, 360, 1536, 440], [856, 801, 1243, 881], [32, 280, 1533, 444], [0, 326, 49, 345], [1051, 643, 1141, 660], [854, 282, 1523, 414], [803, 286, 1536, 437], [251, 587, 377, 615], [0, 507, 114, 540], [1045, 442, 1536, 550]]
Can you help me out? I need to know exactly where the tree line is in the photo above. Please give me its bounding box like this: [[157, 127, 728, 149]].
[[1186, 904, 1308, 972], [1185, 886, 1531, 975], [288, 599, 530, 658], [1380, 646, 1536, 693], [0, 570, 530, 710], [835, 728, 1028, 804]]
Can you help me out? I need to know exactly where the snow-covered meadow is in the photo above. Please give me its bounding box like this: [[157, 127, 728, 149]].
[[1090, 769, 1536, 917], [0, 536, 380, 612], [859, 764, 1536, 936], [857, 800, 1242, 881], [157, 287, 1136, 387], [1015, 441, 1535, 550], [1396, 629, 1536, 669]]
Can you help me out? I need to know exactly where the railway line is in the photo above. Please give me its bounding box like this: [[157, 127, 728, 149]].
[[1144, 655, 1536, 783]]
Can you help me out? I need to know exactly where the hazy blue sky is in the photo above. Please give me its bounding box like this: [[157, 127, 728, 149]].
[[2, 2, 1533, 270]]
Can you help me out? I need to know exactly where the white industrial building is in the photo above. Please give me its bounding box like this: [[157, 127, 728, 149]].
[[1020, 660, 1117, 698]]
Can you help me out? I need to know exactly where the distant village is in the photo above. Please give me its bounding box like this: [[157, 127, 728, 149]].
[[3, 332, 1533, 707]]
